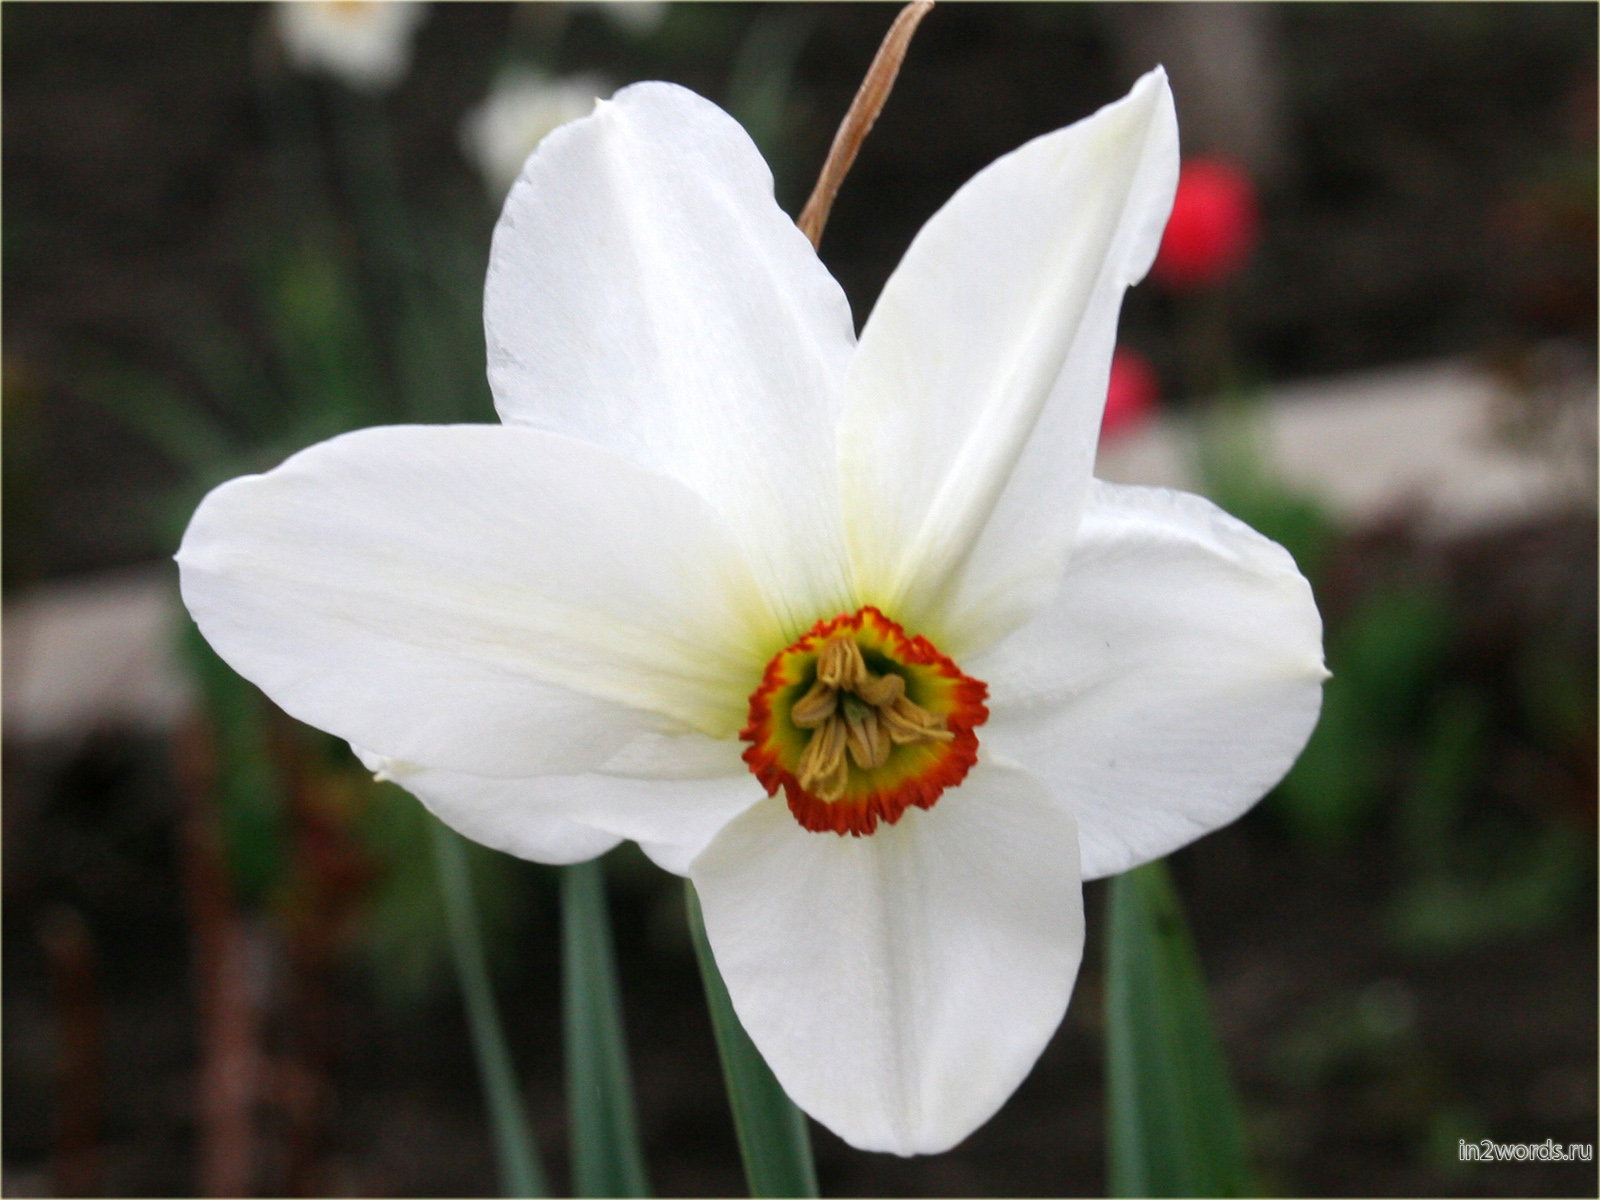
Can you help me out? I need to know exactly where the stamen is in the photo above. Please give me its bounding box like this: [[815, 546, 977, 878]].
[[853, 670, 904, 708], [796, 633, 949, 788], [841, 694, 891, 770], [881, 694, 954, 744], [790, 679, 838, 728], [816, 635, 866, 690], [796, 714, 849, 801]]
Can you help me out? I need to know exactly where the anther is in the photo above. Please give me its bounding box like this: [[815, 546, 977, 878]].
[[841, 694, 891, 770], [816, 635, 866, 690], [853, 670, 904, 708], [796, 714, 849, 801], [790, 680, 838, 728], [880, 695, 954, 745]]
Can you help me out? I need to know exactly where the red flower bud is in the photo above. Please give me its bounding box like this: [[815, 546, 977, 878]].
[[1101, 346, 1159, 441], [1152, 158, 1258, 290]]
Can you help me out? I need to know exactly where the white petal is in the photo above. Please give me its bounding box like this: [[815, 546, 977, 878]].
[[178, 425, 776, 779], [358, 747, 625, 865], [485, 81, 859, 638], [361, 732, 762, 873], [839, 69, 1179, 656], [690, 763, 1084, 1155], [973, 481, 1328, 880]]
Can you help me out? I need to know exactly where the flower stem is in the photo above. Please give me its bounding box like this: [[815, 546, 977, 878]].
[[686, 882, 818, 1199], [796, 0, 933, 249], [431, 820, 548, 1198], [561, 858, 651, 1198], [1105, 859, 1253, 1197]]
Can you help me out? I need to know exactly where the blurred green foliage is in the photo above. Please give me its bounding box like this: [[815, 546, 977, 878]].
[[1277, 583, 1453, 851], [1268, 979, 1421, 1091], [72, 37, 518, 1007], [361, 781, 528, 1009], [1387, 681, 1589, 952], [1197, 396, 1592, 954]]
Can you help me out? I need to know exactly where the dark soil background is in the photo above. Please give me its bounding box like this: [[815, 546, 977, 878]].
[[3, 4, 1596, 1198]]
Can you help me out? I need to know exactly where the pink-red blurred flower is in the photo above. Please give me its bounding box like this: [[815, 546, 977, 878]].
[[1152, 158, 1258, 290], [1101, 346, 1159, 441]]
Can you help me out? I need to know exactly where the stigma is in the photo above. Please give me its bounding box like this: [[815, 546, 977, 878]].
[[740, 608, 988, 836]]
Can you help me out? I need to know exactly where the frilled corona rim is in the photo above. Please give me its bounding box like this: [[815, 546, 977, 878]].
[[741, 607, 989, 836]]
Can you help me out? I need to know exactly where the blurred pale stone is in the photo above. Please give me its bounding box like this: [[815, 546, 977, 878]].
[[1096, 358, 1597, 537], [3, 567, 193, 744]]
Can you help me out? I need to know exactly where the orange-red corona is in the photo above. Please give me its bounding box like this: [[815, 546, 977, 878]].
[[742, 607, 989, 836]]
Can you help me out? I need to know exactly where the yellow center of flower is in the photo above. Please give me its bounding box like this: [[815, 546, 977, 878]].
[[741, 607, 989, 836]]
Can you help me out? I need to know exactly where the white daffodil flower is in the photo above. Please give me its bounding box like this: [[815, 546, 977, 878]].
[[178, 71, 1326, 1156], [275, 1, 428, 93], [461, 71, 609, 200]]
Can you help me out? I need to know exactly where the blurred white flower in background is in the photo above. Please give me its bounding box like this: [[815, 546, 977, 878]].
[[275, 1, 429, 93], [461, 71, 609, 198], [581, 1, 667, 38]]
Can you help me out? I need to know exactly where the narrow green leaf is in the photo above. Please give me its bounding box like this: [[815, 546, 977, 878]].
[[1106, 859, 1254, 1198], [431, 820, 548, 1198], [685, 882, 818, 1199], [562, 858, 650, 1198]]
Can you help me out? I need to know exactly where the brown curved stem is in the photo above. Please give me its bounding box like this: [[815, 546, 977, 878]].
[[797, 0, 933, 250]]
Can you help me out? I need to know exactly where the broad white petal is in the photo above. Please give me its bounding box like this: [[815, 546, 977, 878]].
[[486, 81, 859, 638], [691, 763, 1084, 1155], [361, 732, 762, 873], [357, 747, 624, 865], [973, 481, 1328, 880], [178, 425, 776, 778], [839, 70, 1178, 656]]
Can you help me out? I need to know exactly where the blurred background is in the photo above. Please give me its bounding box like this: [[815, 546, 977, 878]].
[[3, 3, 1595, 1196]]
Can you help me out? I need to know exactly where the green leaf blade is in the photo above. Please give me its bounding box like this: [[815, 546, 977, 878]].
[[1106, 860, 1254, 1198], [686, 882, 818, 1199], [431, 820, 548, 1198], [562, 858, 651, 1198]]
